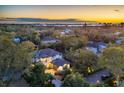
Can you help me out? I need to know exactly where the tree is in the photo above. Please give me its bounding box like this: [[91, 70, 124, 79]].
[[65, 49, 98, 75], [99, 47, 124, 86], [52, 31, 61, 38], [0, 80, 5, 87], [23, 63, 54, 87], [12, 44, 33, 70], [61, 36, 88, 51], [0, 32, 34, 85], [31, 32, 41, 45], [0, 33, 16, 75], [62, 72, 89, 87], [20, 41, 36, 52]]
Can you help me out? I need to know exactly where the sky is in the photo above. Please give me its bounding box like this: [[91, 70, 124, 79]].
[[0, 5, 124, 23]]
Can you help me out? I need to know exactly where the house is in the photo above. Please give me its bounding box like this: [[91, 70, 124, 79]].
[[85, 69, 110, 84], [64, 29, 72, 33], [45, 69, 57, 75], [13, 37, 21, 43], [115, 36, 124, 45], [120, 36, 124, 41], [98, 42, 107, 50], [53, 59, 70, 71], [114, 32, 121, 36], [13, 36, 26, 43], [60, 29, 72, 35], [42, 36, 60, 44], [86, 41, 107, 55], [33, 48, 63, 63], [86, 47, 98, 54], [33, 48, 70, 75], [115, 40, 122, 45]]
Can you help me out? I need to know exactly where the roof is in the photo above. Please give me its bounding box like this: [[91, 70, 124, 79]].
[[86, 47, 98, 54], [13, 38, 21, 43], [114, 32, 121, 35], [42, 36, 60, 41], [87, 42, 107, 48], [64, 29, 71, 33], [120, 37, 124, 40], [98, 42, 107, 46], [53, 59, 70, 66], [52, 79, 62, 87], [35, 48, 62, 58], [85, 69, 110, 83], [116, 40, 123, 45]]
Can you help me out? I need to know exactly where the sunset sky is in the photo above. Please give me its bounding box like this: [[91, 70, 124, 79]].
[[0, 5, 124, 23]]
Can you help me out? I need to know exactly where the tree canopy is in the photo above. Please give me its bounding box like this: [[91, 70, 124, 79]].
[[99, 47, 124, 86], [0, 32, 35, 85], [23, 63, 54, 87], [61, 36, 88, 51], [65, 49, 98, 75], [62, 72, 89, 87]]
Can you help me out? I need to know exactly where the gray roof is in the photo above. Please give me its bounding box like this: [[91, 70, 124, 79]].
[[85, 69, 110, 83], [53, 59, 70, 66], [52, 79, 62, 87], [42, 36, 60, 41], [87, 42, 107, 54], [87, 42, 107, 48], [35, 48, 62, 58]]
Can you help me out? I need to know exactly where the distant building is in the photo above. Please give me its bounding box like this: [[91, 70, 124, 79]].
[[13, 36, 26, 43], [114, 32, 121, 35], [13, 37, 21, 43], [120, 36, 124, 41], [42, 36, 60, 44], [64, 29, 72, 33], [115, 40, 122, 45], [115, 36, 124, 45], [86, 41, 107, 55], [60, 29, 72, 35]]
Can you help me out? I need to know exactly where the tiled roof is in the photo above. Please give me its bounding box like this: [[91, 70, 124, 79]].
[[35, 48, 62, 58], [42, 36, 59, 41], [85, 69, 110, 83], [53, 59, 70, 66]]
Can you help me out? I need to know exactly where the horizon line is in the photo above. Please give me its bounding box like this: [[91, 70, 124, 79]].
[[0, 17, 124, 23]]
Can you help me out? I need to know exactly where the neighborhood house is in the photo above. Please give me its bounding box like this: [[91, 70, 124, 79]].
[[86, 41, 107, 55], [85, 69, 110, 84], [33, 48, 70, 75], [42, 36, 60, 44]]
